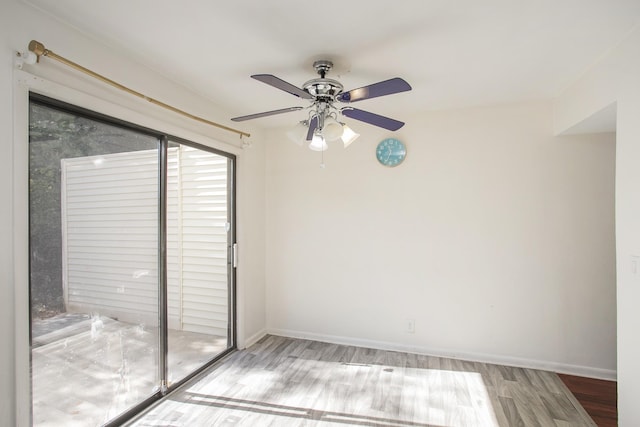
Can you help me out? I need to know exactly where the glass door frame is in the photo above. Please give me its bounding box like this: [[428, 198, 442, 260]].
[[27, 93, 237, 427]]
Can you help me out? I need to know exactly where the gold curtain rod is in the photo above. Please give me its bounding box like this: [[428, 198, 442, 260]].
[[28, 40, 250, 138]]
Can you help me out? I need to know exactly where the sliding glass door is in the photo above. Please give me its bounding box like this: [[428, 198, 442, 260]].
[[28, 95, 235, 426], [166, 143, 234, 383]]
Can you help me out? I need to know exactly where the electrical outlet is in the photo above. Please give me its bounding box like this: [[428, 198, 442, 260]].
[[406, 318, 415, 334]]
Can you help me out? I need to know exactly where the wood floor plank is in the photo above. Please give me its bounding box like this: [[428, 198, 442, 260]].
[[130, 336, 600, 427], [499, 396, 526, 427], [558, 374, 617, 427], [539, 392, 575, 422], [507, 382, 547, 427], [486, 385, 511, 427]]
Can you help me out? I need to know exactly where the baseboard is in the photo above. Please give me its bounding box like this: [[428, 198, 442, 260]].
[[267, 328, 617, 381], [242, 328, 268, 349]]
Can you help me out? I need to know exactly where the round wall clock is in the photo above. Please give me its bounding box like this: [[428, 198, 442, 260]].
[[376, 138, 406, 167]]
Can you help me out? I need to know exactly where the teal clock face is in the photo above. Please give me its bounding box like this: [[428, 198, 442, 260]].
[[376, 138, 406, 167]]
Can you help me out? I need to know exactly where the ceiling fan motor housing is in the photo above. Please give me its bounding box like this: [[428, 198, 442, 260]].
[[303, 78, 344, 100], [303, 59, 344, 101]]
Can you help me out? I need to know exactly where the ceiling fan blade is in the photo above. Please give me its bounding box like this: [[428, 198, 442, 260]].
[[338, 77, 411, 103], [231, 106, 303, 122], [306, 116, 318, 141], [252, 74, 313, 99], [341, 108, 405, 131]]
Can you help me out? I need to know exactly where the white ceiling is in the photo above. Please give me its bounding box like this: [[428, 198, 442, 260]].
[[25, 0, 640, 129]]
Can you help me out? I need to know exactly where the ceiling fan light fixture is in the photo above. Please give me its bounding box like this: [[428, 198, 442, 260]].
[[323, 118, 343, 141], [231, 59, 411, 160], [341, 124, 360, 148], [287, 121, 308, 146], [309, 131, 328, 151]]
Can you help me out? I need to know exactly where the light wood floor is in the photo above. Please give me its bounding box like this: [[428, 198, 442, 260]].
[[130, 335, 596, 427]]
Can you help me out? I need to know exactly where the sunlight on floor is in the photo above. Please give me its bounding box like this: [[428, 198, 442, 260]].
[[135, 357, 500, 427]]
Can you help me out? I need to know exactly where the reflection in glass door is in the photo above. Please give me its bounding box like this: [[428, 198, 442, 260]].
[[28, 96, 235, 426], [29, 100, 160, 426]]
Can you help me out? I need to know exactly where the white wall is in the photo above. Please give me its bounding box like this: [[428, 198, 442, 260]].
[[266, 101, 616, 377], [555, 25, 640, 426], [237, 137, 267, 345], [1, 1, 266, 425], [0, 6, 16, 426]]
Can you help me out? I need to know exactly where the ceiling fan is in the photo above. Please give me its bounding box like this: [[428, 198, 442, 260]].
[[231, 60, 411, 150]]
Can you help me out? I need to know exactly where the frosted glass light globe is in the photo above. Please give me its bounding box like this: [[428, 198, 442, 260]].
[[323, 119, 343, 141], [309, 132, 328, 151]]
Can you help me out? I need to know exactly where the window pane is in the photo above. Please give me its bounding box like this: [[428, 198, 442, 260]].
[[166, 144, 231, 383], [29, 101, 160, 426]]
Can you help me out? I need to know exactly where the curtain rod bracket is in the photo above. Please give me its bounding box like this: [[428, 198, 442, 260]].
[[240, 135, 252, 149]]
